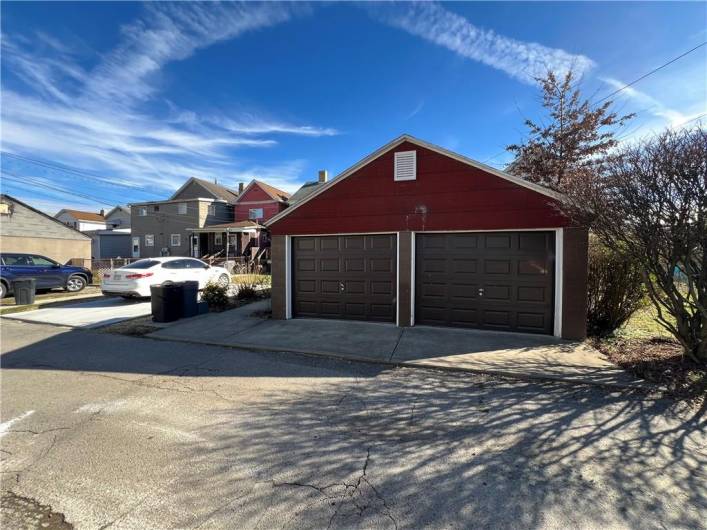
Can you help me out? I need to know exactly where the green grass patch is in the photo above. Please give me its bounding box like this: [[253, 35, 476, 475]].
[[617, 302, 675, 340]]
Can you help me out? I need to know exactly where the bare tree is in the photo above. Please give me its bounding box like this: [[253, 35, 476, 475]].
[[507, 70, 634, 190], [564, 127, 707, 363]]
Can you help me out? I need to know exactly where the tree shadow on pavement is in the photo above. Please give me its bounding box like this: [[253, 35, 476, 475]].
[[175, 369, 707, 529]]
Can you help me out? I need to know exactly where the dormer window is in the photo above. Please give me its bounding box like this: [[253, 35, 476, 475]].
[[394, 150, 417, 181]]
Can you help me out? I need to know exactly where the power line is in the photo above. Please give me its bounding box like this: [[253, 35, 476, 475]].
[[596, 41, 707, 103], [1, 151, 163, 198]]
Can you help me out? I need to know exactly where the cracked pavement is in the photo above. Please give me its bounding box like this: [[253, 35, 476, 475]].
[[1, 319, 705, 529]]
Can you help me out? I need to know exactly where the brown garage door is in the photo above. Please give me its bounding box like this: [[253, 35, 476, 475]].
[[415, 232, 555, 334], [292, 234, 396, 322]]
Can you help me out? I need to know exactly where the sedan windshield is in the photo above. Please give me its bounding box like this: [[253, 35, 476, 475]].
[[122, 260, 160, 269]]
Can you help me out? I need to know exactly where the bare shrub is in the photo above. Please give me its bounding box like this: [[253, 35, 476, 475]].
[[586, 238, 645, 337]]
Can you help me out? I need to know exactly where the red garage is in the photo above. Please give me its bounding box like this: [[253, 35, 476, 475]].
[[266, 135, 588, 340]]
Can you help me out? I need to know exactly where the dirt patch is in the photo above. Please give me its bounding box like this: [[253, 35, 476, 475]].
[[596, 337, 706, 405], [0, 491, 72, 529], [99, 316, 159, 337]]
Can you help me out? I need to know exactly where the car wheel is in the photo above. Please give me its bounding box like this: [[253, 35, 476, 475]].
[[66, 275, 87, 292], [217, 274, 230, 288], [0, 282, 6, 299]]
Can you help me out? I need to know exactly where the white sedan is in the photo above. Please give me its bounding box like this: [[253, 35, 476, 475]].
[[101, 257, 230, 298]]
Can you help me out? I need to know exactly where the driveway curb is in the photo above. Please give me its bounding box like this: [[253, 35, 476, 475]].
[[143, 332, 655, 393]]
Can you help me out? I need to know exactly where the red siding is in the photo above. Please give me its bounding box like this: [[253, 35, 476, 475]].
[[270, 141, 569, 235], [234, 183, 286, 222]]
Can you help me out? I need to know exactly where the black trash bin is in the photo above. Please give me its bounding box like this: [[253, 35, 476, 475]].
[[151, 282, 184, 323], [12, 278, 36, 305], [181, 281, 199, 318]]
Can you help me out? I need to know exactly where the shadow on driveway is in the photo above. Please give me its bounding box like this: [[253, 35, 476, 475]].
[[174, 368, 706, 529]]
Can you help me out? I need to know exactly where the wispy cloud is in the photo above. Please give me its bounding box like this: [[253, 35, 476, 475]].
[[405, 100, 425, 120], [1, 2, 330, 205], [229, 159, 310, 194], [369, 2, 595, 84], [601, 77, 706, 128]]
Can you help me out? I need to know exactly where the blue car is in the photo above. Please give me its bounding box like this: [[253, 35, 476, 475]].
[[0, 253, 93, 298]]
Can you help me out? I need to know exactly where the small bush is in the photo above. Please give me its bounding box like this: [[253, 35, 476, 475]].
[[587, 237, 645, 337], [235, 273, 268, 300], [202, 281, 229, 309]]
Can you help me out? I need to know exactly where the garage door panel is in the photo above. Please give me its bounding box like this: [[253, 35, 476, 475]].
[[319, 237, 339, 251], [345, 258, 365, 272], [448, 283, 479, 300], [518, 259, 549, 275], [484, 260, 511, 274], [517, 312, 547, 331], [369, 258, 393, 272], [485, 234, 512, 249], [519, 232, 549, 251], [416, 232, 554, 334], [293, 234, 396, 323], [371, 281, 393, 295], [369, 235, 395, 250], [450, 308, 480, 325], [483, 285, 511, 301], [517, 286, 547, 302], [452, 259, 478, 274]]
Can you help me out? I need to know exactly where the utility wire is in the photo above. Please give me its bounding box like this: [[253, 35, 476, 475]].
[[1, 151, 165, 199], [596, 41, 707, 103]]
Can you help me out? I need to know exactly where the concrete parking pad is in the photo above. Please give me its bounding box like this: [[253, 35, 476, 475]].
[[1, 297, 151, 329], [394, 325, 632, 386], [147, 307, 646, 389], [148, 299, 403, 361]]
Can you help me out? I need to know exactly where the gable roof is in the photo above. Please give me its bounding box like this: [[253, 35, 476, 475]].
[[105, 205, 130, 218], [55, 209, 105, 222], [1, 195, 91, 240], [266, 134, 565, 227], [235, 180, 291, 203], [170, 177, 239, 202], [288, 181, 321, 204]]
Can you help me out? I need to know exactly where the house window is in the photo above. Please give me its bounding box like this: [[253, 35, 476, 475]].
[[170, 234, 181, 247], [208, 204, 216, 216], [394, 150, 417, 181], [249, 208, 264, 220], [177, 202, 187, 215], [154, 205, 160, 212], [215, 233, 223, 246], [138, 208, 147, 216], [145, 234, 154, 247]]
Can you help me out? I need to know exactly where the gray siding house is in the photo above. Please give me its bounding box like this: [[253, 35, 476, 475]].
[[0, 194, 91, 265], [130, 178, 237, 259]]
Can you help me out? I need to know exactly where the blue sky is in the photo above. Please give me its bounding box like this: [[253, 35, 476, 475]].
[[1, 1, 705, 214]]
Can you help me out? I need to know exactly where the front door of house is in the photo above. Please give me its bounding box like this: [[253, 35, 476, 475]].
[[191, 235, 199, 257], [131, 237, 140, 258]]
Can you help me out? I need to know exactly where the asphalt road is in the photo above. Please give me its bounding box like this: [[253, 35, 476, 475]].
[[1, 320, 705, 529]]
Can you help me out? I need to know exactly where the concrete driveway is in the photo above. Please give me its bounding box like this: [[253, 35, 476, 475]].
[[1, 320, 705, 529], [1, 297, 151, 329], [148, 300, 643, 388]]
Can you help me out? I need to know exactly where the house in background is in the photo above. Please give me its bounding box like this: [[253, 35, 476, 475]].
[[55, 209, 108, 231], [188, 179, 291, 263], [103, 206, 131, 229], [0, 194, 91, 264], [130, 177, 238, 259], [288, 170, 328, 204], [55, 205, 132, 259]]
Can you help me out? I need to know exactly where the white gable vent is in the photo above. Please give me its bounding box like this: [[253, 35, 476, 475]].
[[394, 150, 417, 181]]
